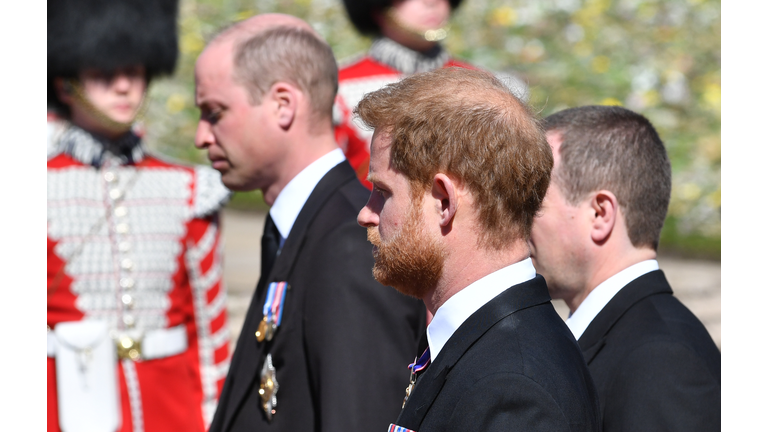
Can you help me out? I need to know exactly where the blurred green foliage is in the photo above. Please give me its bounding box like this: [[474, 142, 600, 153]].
[[141, 0, 720, 258]]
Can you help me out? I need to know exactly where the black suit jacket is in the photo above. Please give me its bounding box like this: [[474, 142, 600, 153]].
[[209, 161, 426, 432], [394, 275, 601, 432], [579, 270, 721, 431]]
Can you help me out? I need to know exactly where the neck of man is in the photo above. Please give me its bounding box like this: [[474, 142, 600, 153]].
[[565, 243, 658, 313], [261, 123, 339, 206], [423, 238, 531, 317]]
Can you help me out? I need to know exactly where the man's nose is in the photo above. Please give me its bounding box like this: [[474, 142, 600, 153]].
[[194, 120, 213, 149], [357, 200, 379, 228]]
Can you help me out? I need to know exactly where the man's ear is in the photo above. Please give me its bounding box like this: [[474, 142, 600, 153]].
[[269, 82, 298, 130], [590, 190, 618, 244], [431, 173, 458, 228]]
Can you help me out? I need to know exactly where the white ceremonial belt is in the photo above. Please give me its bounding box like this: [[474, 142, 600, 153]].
[[48, 324, 188, 361]]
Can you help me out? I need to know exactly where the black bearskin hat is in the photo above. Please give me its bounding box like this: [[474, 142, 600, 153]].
[[342, 0, 463, 36], [48, 0, 179, 110]]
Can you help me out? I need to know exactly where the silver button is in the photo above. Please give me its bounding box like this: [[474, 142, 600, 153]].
[[116, 223, 129, 234], [118, 241, 131, 252], [114, 206, 128, 217], [120, 277, 135, 289], [121, 258, 133, 270], [123, 315, 135, 327], [104, 171, 118, 183], [121, 294, 134, 307], [109, 189, 122, 200]]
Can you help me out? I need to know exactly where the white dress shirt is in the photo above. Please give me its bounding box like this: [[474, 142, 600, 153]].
[[426, 258, 537, 362], [269, 148, 346, 247], [566, 259, 660, 340]]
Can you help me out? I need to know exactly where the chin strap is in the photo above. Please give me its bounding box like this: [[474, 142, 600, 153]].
[[384, 8, 450, 42], [65, 79, 148, 136]]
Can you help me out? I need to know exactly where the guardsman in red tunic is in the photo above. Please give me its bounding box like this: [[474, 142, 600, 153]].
[[47, 1, 231, 431], [334, 0, 528, 188]]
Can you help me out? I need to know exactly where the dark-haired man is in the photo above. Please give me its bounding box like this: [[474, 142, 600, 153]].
[[357, 67, 600, 432], [530, 105, 721, 431], [195, 14, 425, 432]]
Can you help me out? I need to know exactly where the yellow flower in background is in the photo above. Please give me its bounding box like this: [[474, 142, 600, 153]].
[[680, 182, 702, 201], [166, 94, 186, 114], [600, 97, 623, 106], [180, 32, 204, 55], [643, 90, 660, 107], [234, 9, 255, 22], [706, 189, 721, 208], [592, 56, 610, 74], [703, 83, 721, 112], [574, 0, 610, 26], [490, 7, 516, 27]]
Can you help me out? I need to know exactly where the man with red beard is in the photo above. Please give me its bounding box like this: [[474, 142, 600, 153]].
[[356, 67, 601, 432]]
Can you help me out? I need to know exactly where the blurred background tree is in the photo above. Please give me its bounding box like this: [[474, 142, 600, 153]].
[[141, 0, 720, 258]]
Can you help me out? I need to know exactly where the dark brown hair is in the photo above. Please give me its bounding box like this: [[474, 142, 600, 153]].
[[355, 67, 552, 249], [545, 105, 672, 250]]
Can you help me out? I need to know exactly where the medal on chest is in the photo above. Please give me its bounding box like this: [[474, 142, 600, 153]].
[[255, 282, 289, 420], [402, 348, 431, 408], [259, 353, 279, 420], [255, 282, 289, 343]]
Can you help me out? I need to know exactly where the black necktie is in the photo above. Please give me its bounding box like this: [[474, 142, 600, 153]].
[[261, 214, 281, 281]]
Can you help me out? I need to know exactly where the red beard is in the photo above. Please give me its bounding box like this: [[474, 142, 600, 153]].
[[366, 203, 445, 299]]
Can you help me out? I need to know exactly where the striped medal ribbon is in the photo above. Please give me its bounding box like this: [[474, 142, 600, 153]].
[[402, 347, 431, 408], [255, 282, 288, 343]]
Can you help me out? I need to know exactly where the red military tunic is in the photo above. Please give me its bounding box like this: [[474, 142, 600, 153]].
[[47, 122, 232, 432], [333, 37, 477, 189]]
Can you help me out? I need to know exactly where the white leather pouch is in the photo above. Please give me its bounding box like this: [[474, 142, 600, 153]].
[[54, 320, 121, 432]]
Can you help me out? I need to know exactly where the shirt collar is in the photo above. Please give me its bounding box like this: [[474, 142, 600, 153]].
[[426, 258, 537, 362], [269, 148, 345, 244], [566, 259, 660, 340]]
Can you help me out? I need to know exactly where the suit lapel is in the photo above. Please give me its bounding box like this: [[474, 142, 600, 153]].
[[396, 276, 552, 430], [578, 270, 673, 362], [268, 161, 357, 283], [221, 161, 359, 431]]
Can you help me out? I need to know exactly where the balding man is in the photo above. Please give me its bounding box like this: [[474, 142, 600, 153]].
[[195, 14, 425, 432]]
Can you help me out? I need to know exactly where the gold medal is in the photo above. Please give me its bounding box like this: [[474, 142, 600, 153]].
[[259, 353, 279, 420], [255, 317, 269, 342], [402, 381, 414, 408], [403, 356, 418, 408]]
